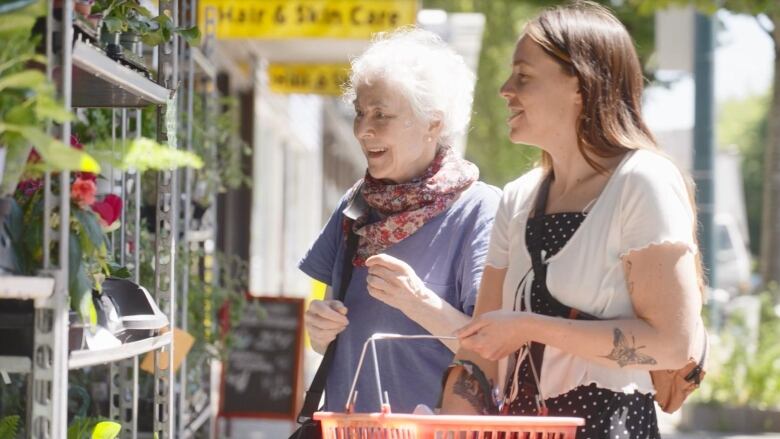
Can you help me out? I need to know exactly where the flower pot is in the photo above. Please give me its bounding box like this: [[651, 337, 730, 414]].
[[74, 0, 93, 17], [119, 31, 139, 53]]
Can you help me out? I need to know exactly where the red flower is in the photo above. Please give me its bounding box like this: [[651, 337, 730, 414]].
[[71, 177, 96, 208], [26, 148, 41, 164], [70, 135, 83, 150], [91, 194, 122, 227]]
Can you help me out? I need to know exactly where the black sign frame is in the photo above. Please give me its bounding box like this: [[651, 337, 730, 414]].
[[219, 295, 305, 420]]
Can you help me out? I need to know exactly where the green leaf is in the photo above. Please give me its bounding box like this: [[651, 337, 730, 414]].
[[4, 104, 36, 125], [68, 231, 84, 298], [0, 415, 20, 439], [177, 26, 201, 46], [74, 209, 105, 253], [91, 421, 121, 439], [0, 14, 34, 33], [0, 69, 46, 92], [103, 17, 124, 34], [120, 137, 203, 171], [140, 30, 165, 47], [0, 53, 45, 76], [35, 94, 73, 123], [107, 262, 131, 279], [2, 124, 101, 174]]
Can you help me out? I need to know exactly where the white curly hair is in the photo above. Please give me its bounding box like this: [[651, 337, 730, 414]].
[[344, 27, 476, 145]]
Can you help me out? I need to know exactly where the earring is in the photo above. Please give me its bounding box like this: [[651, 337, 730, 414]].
[[425, 136, 432, 143]]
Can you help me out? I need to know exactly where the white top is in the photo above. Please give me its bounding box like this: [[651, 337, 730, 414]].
[[486, 149, 697, 398]]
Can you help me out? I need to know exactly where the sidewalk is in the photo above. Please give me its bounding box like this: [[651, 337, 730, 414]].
[[659, 409, 780, 439]]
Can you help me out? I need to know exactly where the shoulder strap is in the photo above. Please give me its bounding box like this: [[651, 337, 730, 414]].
[[296, 187, 361, 423]]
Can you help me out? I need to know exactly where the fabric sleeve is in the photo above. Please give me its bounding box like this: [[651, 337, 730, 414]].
[[619, 165, 697, 258], [484, 185, 514, 269], [457, 218, 495, 316], [298, 199, 347, 286]]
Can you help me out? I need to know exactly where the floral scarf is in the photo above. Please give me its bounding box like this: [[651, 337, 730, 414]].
[[345, 145, 479, 266]]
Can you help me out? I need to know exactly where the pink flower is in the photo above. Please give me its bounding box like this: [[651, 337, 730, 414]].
[[91, 194, 122, 228], [71, 177, 96, 208]]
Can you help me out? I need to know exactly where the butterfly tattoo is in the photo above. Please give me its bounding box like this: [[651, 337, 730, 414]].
[[602, 328, 657, 368]]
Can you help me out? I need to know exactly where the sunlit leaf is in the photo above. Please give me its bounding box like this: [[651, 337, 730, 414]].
[[177, 26, 201, 46], [3, 124, 101, 174], [121, 137, 203, 171], [91, 421, 121, 439], [0, 69, 46, 92], [35, 94, 73, 123]]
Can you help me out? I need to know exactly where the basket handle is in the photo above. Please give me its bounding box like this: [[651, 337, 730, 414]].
[[345, 333, 457, 414]]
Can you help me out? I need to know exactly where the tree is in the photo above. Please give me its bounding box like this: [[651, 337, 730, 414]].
[[428, 0, 779, 286], [634, 0, 780, 291], [718, 94, 769, 257], [422, 0, 657, 186]]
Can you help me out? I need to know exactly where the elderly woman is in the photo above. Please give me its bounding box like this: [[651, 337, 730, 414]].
[[441, 2, 706, 438], [299, 28, 500, 414]]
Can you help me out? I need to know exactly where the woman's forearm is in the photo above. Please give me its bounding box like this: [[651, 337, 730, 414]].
[[400, 291, 470, 352], [522, 313, 699, 370]]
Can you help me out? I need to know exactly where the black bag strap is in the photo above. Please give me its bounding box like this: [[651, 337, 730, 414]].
[[296, 187, 362, 424], [525, 173, 706, 381]]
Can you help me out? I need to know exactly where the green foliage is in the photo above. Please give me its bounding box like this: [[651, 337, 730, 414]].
[[422, 0, 662, 186], [86, 137, 204, 172], [422, 0, 540, 185], [0, 415, 20, 439], [93, 0, 201, 47], [90, 421, 121, 439], [630, 0, 777, 16], [0, 0, 99, 196], [67, 417, 109, 439], [718, 94, 769, 256], [697, 290, 780, 408], [190, 95, 251, 205]]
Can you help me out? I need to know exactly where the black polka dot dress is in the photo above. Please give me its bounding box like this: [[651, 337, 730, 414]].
[[504, 212, 660, 439]]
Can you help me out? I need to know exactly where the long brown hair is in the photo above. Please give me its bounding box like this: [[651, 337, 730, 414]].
[[524, 0, 706, 291]]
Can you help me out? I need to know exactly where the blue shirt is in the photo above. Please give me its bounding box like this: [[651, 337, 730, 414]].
[[299, 181, 500, 413]]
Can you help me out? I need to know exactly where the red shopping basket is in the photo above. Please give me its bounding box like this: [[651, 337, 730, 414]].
[[313, 334, 584, 439], [314, 411, 582, 438]]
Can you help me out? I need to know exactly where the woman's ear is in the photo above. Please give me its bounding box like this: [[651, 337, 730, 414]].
[[427, 115, 444, 139]]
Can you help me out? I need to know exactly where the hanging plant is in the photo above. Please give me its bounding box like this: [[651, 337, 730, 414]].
[[94, 0, 201, 47], [0, 0, 100, 197], [8, 136, 126, 326]]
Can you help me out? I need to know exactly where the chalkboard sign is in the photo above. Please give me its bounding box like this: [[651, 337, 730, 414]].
[[219, 296, 305, 419]]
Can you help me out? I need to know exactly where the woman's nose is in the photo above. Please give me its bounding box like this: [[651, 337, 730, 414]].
[[499, 78, 514, 101], [354, 118, 374, 139]]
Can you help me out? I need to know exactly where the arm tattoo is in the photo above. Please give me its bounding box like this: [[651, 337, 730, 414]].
[[452, 368, 491, 414], [602, 328, 657, 368]]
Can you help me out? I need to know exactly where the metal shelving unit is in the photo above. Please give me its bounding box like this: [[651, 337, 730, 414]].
[[71, 39, 169, 108], [0, 0, 191, 437], [68, 333, 173, 370], [176, 3, 220, 438]]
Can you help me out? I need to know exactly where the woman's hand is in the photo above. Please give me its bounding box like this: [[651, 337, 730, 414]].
[[455, 310, 529, 361], [365, 254, 433, 314], [305, 299, 349, 354]]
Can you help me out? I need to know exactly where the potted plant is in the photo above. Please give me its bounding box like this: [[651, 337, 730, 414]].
[[1, 0, 100, 275], [94, 0, 200, 64]]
